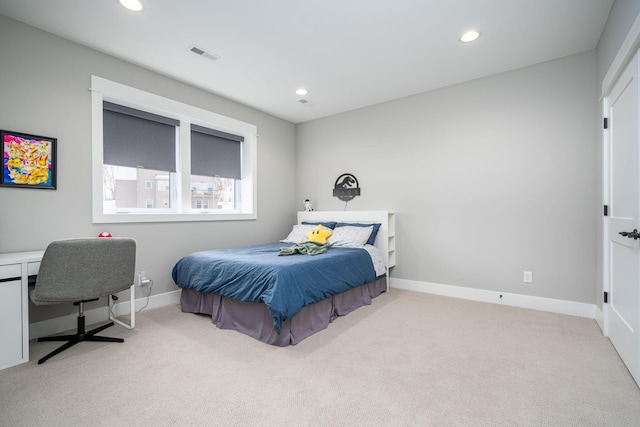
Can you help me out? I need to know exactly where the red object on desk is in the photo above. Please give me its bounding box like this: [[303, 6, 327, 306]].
[[98, 232, 112, 238]]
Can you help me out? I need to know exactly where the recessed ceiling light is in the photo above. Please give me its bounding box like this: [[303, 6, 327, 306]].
[[460, 30, 481, 43], [296, 88, 308, 96], [119, 0, 144, 12]]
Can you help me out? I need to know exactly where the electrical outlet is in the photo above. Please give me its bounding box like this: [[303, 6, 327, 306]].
[[139, 271, 151, 286], [523, 271, 533, 283]]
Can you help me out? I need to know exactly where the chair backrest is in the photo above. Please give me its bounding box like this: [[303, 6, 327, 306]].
[[33, 238, 136, 302]]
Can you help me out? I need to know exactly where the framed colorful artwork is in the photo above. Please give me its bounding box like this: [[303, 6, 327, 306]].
[[1, 130, 57, 190]]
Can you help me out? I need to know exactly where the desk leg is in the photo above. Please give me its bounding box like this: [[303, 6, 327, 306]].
[[109, 284, 135, 329]]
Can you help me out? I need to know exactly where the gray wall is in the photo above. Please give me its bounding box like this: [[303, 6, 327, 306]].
[[0, 16, 297, 322], [595, 0, 640, 311], [4, 0, 640, 324], [296, 51, 598, 304]]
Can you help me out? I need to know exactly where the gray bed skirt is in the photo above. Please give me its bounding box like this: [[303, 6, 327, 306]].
[[179, 277, 387, 346]]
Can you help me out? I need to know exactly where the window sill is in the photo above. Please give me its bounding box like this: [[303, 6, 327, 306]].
[[92, 212, 257, 224]]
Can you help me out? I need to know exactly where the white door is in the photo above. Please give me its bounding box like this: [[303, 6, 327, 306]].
[[605, 50, 640, 386]]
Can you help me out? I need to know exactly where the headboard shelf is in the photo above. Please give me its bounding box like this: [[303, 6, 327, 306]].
[[297, 211, 395, 269]]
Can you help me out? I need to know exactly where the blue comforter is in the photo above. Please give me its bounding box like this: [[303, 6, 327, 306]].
[[171, 242, 381, 333]]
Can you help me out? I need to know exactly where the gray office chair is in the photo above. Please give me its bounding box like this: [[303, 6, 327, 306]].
[[30, 237, 136, 364]]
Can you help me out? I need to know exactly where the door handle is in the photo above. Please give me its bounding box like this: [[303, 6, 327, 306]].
[[619, 229, 640, 240]]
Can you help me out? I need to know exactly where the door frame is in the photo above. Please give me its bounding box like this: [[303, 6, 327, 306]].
[[602, 95, 610, 336]]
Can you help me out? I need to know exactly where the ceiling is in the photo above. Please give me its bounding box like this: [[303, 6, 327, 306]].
[[0, 0, 614, 123]]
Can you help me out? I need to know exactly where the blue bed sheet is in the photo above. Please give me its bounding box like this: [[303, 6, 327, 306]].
[[171, 242, 381, 333]]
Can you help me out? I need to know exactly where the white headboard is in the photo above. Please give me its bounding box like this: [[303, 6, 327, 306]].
[[297, 210, 395, 269]]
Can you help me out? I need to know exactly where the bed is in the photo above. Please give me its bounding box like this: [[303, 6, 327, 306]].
[[172, 211, 393, 346]]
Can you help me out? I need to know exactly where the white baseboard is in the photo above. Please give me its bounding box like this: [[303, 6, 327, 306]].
[[390, 278, 596, 319], [30, 282, 599, 340], [29, 290, 181, 340], [594, 305, 604, 332]]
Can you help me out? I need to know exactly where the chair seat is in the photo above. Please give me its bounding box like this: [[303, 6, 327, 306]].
[[29, 288, 99, 306]]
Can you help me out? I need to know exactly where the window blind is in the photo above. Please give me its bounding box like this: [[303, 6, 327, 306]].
[[190, 124, 243, 179], [103, 101, 178, 172]]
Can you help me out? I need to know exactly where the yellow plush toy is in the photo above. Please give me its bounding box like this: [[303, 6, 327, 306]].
[[305, 224, 332, 244]]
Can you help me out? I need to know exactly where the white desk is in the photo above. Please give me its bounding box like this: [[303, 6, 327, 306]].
[[0, 250, 135, 370], [0, 250, 44, 370]]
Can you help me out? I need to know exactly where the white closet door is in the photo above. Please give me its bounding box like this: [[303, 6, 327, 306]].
[[606, 50, 640, 386]]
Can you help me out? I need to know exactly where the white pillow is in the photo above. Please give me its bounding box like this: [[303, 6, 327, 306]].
[[280, 224, 317, 244], [328, 225, 373, 247]]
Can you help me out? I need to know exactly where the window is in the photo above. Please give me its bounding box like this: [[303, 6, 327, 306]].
[[190, 125, 242, 211], [91, 76, 257, 223]]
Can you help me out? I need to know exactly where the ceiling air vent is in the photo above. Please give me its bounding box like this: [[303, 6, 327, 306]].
[[298, 99, 309, 104], [188, 45, 219, 61]]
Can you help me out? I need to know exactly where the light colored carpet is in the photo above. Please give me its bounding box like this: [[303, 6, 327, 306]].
[[1, 289, 639, 426]]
